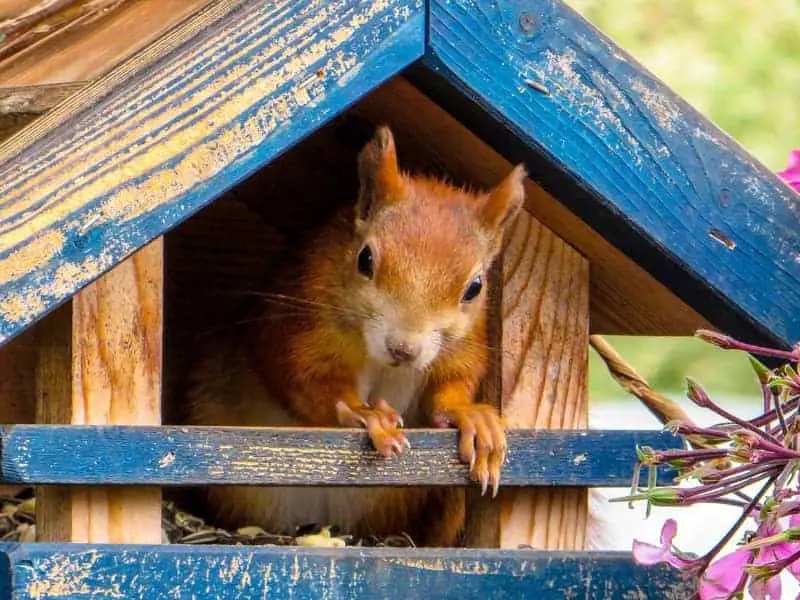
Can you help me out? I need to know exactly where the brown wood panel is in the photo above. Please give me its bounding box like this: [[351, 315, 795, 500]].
[[35, 239, 163, 543], [497, 211, 589, 549], [0, 0, 213, 86]]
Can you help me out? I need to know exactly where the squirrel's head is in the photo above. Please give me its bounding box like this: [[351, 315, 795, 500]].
[[347, 126, 525, 370]]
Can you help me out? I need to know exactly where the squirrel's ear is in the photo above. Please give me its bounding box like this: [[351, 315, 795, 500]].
[[479, 164, 526, 232], [356, 126, 403, 223]]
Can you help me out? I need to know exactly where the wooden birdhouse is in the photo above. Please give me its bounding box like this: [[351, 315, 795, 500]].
[[0, 0, 796, 597]]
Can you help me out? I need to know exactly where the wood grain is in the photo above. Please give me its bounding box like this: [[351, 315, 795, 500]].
[[0, 426, 680, 487], [0, 81, 85, 113], [353, 78, 710, 335], [0, 543, 696, 599], [0, 0, 213, 86], [419, 0, 799, 347], [0, 321, 34, 424], [498, 212, 590, 550], [35, 239, 163, 544], [0, 0, 425, 346]]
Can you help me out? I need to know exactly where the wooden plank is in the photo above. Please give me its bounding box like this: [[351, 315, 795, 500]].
[[0, 543, 696, 598], [0, 426, 679, 487], [0, 0, 213, 86], [0, 82, 85, 114], [34, 240, 163, 544], [0, 0, 425, 346], [501, 212, 589, 550], [353, 78, 710, 334], [0, 82, 86, 154], [418, 0, 800, 347], [0, 323, 34, 425]]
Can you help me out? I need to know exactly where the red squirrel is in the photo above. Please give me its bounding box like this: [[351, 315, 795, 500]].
[[184, 126, 526, 546]]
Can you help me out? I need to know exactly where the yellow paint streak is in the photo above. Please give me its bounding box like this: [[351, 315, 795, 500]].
[[0, 0, 372, 239], [0, 229, 64, 281], [1, 251, 112, 324], [0, 0, 394, 329], [25, 551, 124, 599], [386, 558, 495, 575]]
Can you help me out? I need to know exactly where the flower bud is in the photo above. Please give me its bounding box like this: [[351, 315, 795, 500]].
[[686, 377, 712, 408]]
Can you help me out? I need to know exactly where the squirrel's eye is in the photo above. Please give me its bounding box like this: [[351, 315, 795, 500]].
[[357, 245, 374, 279], [461, 275, 483, 303]]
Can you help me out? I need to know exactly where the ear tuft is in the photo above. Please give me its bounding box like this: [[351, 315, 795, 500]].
[[479, 164, 526, 232], [356, 126, 403, 224]]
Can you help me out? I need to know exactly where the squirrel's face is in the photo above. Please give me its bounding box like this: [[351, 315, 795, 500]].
[[348, 127, 526, 370]]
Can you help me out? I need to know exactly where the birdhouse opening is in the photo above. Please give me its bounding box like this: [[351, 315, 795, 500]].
[[0, 74, 710, 551]]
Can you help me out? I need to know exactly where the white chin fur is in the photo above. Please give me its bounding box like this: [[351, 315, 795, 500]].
[[362, 321, 441, 370]]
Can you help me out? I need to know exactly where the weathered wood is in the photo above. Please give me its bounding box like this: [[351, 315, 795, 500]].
[[32, 302, 72, 539], [34, 240, 163, 544], [0, 426, 679, 487], [0, 0, 425, 346], [0, 82, 85, 114], [0, 543, 696, 598], [354, 78, 710, 335], [417, 0, 800, 347], [0, 83, 87, 142], [0, 0, 212, 85]]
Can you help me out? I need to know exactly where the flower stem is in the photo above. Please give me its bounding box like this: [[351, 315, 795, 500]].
[[699, 475, 777, 566]]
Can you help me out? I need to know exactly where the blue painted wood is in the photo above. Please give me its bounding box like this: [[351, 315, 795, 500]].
[[0, 0, 424, 346], [418, 0, 800, 347], [0, 543, 695, 599], [0, 426, 679, 487]]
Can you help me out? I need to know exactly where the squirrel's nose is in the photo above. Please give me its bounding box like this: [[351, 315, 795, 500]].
[[386, 338, 420, 365]]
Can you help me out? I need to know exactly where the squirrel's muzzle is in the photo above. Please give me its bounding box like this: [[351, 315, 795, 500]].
[[385, 336, 421, 366]]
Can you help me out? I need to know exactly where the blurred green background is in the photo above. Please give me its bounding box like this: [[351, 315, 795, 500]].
[[566, 0, 799, 401]]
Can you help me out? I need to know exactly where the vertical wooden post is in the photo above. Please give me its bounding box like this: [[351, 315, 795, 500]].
[[465, 211, 590, 549], [35, 239, 164, 543]]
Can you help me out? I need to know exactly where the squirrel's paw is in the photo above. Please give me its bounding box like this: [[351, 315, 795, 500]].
[[336, 399, 409, 458], [434, 404, 507, 498]]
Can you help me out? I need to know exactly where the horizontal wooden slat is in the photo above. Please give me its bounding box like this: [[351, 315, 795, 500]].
[[0, 0, 425, 346], [0, 543, 695, 598], [419, 0, 800, 347], [0, 426, 679, 487]]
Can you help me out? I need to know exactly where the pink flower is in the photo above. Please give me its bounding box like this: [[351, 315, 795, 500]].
[[632, 519, 700, 569], [699, 549, 752, 600], [749, 521, 786, 600], [777, 149, 800, 193]]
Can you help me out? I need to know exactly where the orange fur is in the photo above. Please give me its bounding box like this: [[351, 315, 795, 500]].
[[184, 127, 525, 546]]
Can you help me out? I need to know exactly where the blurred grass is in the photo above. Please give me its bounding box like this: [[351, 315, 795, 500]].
[[566, 0, 799, 399]]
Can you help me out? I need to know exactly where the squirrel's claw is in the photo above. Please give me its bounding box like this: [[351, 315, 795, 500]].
[[335, 400, 408, 458], [436, 404, 506, 497]]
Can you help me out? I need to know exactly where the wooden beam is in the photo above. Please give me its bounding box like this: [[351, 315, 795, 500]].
[[0, 0, 425, 346], [0, 426, 680, 487], [418, 0, 800, 347], [0, 82, 86, 114], [0, 0, 213, 86], [353, 78, 710, 335], [0, 543, 696, 598], [0, 82, 87, 142], [499, 212, 589, 550], [34, 239, 163, 544]]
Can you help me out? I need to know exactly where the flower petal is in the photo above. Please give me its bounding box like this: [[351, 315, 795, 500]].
[[661, 518, 678, 547], [750, 574, 782, 600], [699, 550, 752, 600], [632, 540, 668, 566]]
